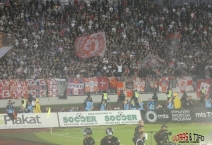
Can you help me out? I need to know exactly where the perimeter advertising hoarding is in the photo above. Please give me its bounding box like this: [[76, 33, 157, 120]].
[[0, 113, 59, 129], [58, 110, 142, 127]]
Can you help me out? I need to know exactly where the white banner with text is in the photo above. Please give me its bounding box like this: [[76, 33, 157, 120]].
[[58, 110, 142, 127]]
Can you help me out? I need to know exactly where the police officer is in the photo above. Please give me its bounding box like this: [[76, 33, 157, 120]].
[[166, 88, 172, 100], [83, 128, 95, 145], [101, 127, 120, 145]]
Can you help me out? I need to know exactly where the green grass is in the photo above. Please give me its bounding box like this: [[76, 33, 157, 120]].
[[29, 123, 212, 145]]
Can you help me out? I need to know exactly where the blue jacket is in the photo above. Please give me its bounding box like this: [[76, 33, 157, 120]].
[[138, 102, 144, 110], [26, 104, 33, 113], [148, 101, 155, 110], [167, 102, 174, 109], [205, 99, 212, 108], [7, 104, 14, 114], [86, 101, 93, 111], [124, 103, 129, 110], [130, 104, 137, 110], [100, 104, 106, 111]]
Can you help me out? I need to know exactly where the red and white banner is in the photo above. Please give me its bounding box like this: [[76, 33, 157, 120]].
[[0, 80, 10, 99], [46, 79, 58, 97], [172, 76, 194, 93], [84, 77, 98, 92], [97, 77, 108, 91], [196, 79, 211, 98], [133, 78, 145, 92], [159, 77, 169, 92], [117, 82, 132, 97], [67, 78, 84, 95], [75, 32, 106, 58], [27, 79, 47, 97], [108, 77, 117, 89], [9, 80, 28, 99]]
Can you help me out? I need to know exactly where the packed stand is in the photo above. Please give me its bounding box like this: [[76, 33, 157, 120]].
[[0, 0, 212, 81]]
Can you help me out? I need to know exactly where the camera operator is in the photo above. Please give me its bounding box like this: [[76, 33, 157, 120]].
[[154, 125, 171, 145], [205, 94, 212, 108], [6, 100, 15, 121]]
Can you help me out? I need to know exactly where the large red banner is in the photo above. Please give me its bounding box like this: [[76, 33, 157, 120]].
[[84, 77, 98, 92], [46, 79, 58, 97], [196, 79, 211, 98], [97, 77, 108, 91], [9, 80, 28, 99], [0, 80, 10, 99], [75, 32, 106, 58]]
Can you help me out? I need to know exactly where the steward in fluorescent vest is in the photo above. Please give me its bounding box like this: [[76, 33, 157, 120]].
[[166, 88, 172, 100], [102, 90, 108, 103]]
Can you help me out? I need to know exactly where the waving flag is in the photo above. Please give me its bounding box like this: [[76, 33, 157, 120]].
[[140, 54, 165, 68], [0, 34, 14, 58], [75, 32, 106, 58], [164, 33, 181, 56]]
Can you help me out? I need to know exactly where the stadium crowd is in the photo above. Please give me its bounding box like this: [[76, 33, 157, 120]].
[[0, 0, 212, 81]]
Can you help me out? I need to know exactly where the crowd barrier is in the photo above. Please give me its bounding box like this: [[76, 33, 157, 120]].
[[0, 110, 141, 129], [141, 108, 212, 123], [0, 76, 211, 99]]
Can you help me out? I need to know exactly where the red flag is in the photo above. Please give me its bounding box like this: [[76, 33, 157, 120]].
[[97, 77, 108, 91], [108, 77, 117, 89]]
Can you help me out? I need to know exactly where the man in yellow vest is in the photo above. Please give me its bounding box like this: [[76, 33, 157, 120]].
[[134, 89, 139, 108], [134, 89, 139, 99], [102, 90, 108, 103], [166, 88, 172, 100], [201, 87, 206, 96], [21, 96, 26, 109]]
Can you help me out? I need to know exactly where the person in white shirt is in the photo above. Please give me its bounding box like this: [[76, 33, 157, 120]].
[[116, 62, 122, 79]]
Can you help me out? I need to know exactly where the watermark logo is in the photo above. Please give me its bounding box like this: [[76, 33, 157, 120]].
[[172, 132, 205, 144]]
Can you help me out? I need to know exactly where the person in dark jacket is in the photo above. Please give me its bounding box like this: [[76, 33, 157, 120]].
[[133, 125, 145, 145], [117, 90, 125, 108], [83, 128, 95, 145], [101, 127, 120, 145], [135, 131, 146, 145]]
